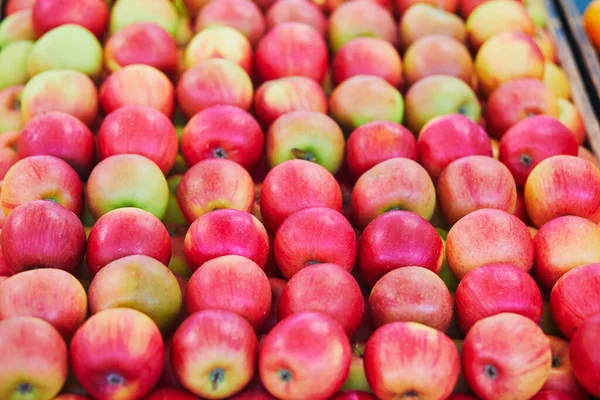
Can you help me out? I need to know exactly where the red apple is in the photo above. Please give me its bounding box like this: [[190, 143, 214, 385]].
[[569, 314, 600, 396], [0, 85, 24, 133], [265, 0, 327, 36], [53, 395, 92, 400], [5, 0, 35, 15], [0, 317, 68, 400], [455, 263, 542, 332], [229, 386, 278, 399], [195, 0, 265, 46], [187, 255, 271, 329], [530, 391, 583, 400], [525, 155, 600, 227], [369, 266, 453, 331], [0, 268, 87, 338], [396, 0, 458, 14], [260, 159, 342, 233], [184, 26, 252, 74], [446, 209, 534, 279], [259, 312, 351, 399], [578, 145, 600, 169], [261, 277, 287, 334], [463, 313, 551, 399], [32, 0, 108, 38], [104, 23, 178, 75], [70, 308, 164, 400], [364, 321, 460, 399], [142, 388, 198, 400], [358, 211, 444, 287], [181, 105, 264, 171], [330, 392, 377, 400], [399, 4, 466, 49], [541, 336, 588, 398], [256, 22, 328, 83]]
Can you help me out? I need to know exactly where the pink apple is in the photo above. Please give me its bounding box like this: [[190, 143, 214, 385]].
[[399, 4, 466, 48], [260, 277, 287, 334], [542, 335, 588, 399], [5, 0, 35, 15], [32, 0, 108, 38], [184, 26, 252, 74], [569, 314, 600, 396], [195, 0, 265, 46], [0, 85, 24, 133], [265, 0, 327, 36]]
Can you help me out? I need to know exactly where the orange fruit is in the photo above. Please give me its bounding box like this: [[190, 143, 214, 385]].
[[584, 0, 600, 51]]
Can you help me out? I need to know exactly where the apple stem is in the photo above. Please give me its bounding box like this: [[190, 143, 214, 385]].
[[552, 355, 561, 368], [291, 148, 316, 163], [209, 368, 225, 391], [401, 390, 419, 398], [520, 154, 533, 167], [212, 147, 227, 159], [106, 373, 124, 386], [17, 383, 33, 394]]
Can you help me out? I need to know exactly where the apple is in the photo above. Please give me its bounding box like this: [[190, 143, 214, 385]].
[[525, 155, 600, 227], [550, 263, 600, 339], [569, 314, 600, 396], [187, 255, 271, 329], [346, 121, 418, 181], [259, 312, 351, 399], [195, 0, 265, 46], [254, 76, 328, 128], [352, 158, 436, 228], [543, 62, 571, 100], [184, 26, 252, 74], [405, 74, 481, 134], [541, 336, 588, 398], [340, 343, 370, 393], [142, 388, 198, 400], [0, 40, 34, 90], [0, 9, 35, 48], [330, 392, 377, 400], [437, 155, 517, 225], [446, 209, 534, 279], [261, 277, 287, 334], [21, 69, 98, 126], [466, 0, 535, 50], [5, 0, 35, 16], [579, 146, 600, 169], [1, 156, 83, 216], [328, 0, 397, 52], [399, 4, 466, 48], [534, 28, 557, 61], [164, 176, 187, 226], [260, 159, 342, 233], [100, 64, 174, 117], [176, 158, 254, 223], [17, 112, 95, 178], [110, 0, 179, 37], [228, 387, 278, 399], [104, 23, 178, 75], [462, 313, 551, 399], [185, 209, 269, 271], [396, 0, 457, 14], [0, 131, 19, 180], [265, 0, 327, 36], [87, 154, 169, 220], [53, 395, 92, 400], [0, 85, 24, 133], [0, 268, 87, 338], [403, 35, 473, 87], [32, 0, 108, 38], [332, 38, 402, 87], [475, 32, 545, 96], [369, 266, 452, 331], [513, 190, 532, 225], [559, 99, 586, 145], [0, 317, 68, 400], [182, 0, 210, 16], [358, 211, 444, 287], [70, 308, 164, 400], [98, 105, 178, 175], [364, 321, 460, 399], [329, 75, 404, 131]]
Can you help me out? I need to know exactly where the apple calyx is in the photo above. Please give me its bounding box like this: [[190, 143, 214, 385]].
[[291, 148, 316, 163], [209, 368, 225, 391], [278, 368, 293, 382], [400, 389, 419, 399], [551, 355, 561, 368], [305, 260, 320, 266], [212, 147, 227, 159], [106, 372, 125, 386], [17, 382, 33, 395], [12, 97, 20, 112], [484, 364, 498, 380], [457, 105, 468, 116], [519, 153, 533, 167]]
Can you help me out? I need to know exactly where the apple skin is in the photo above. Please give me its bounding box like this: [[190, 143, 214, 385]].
[[364, 321, 460, 400], [259, 312, 351, 400], [530, 391, 581, 400], [329, 75, 404, 131], [476, 32, 545, 94], [540, 336, 588, 398], [70, 308, 164, 400], [486, 79, 561, 139], [346, 121, 418, 181], [255, 22, 328, 83], [0, 9, 35, 48], [104, 23, 178, 75], [0, 85, 24, 133], [184, 26, 252, 74], [534, 28, 557, 61], [184, 209, 269, 271], [21, 69, 98, 126], [569, 314, 600, 396], [260, 277, 287, 334], [328, 0, 397, 52], [358, 211, 444, 287], [274, 207, 357, 279], [176, 59, 253, 118], [142, 388, 198, 400], [0, 40, 34, 90], [533, 215, 600, 291], [265, 0, 327, 36], [278, 263, 364, 337], [369, 266, 453, 331], [544, 62, 571, 100], [579, 146, 600, 169], [195, 0, 265, 46], [396, 0, 457, 14], [110, 0, 179, 37], [100, 64, 174, 117], [17, 111, 95, 178], [228, 386, 278, 399], [0, 268, 87, 338], [0, 317, 68, 400], [550, 263, 600, 339], [330, 392, 377, 400], [176, 158, 255, 224], [0, 131, 19, 182], [1, 155, 83, 216], [446, 209, 534, 279], [187, 255, 271, 329], [437, 155, 517, 225], [332, 38, 402, 87], [455, 263, 543, 333], [524, 155, 600, 227], [53, 395, 92, 400], [32, 0, 108, 38], [260, 159, 342, 233], [462, 313, 551, 400], [87, 154, 170, 220], [403, 35, 473, 86], [559, 99, 586, 145], [352, 158, 436, 229], [466, 0, 535, 50], [399, 4, 466, 48]]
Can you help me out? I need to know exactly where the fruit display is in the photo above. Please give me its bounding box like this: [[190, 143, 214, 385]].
[[1, 0, 600, 399]]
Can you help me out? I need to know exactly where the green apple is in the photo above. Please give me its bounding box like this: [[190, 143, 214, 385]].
[[164, 175, 187, 225], [110, 0, 179, 37], [340, 342, 371, 393], [0, 85, 24, 133], [0, 10, 35, 49], [0, 41, 33, 90]]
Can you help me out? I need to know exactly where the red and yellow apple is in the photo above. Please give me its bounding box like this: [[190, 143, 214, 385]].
[[194, 0, 265, 46]]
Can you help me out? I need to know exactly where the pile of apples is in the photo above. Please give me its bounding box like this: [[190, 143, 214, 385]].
[[1, 0, 600, 399]]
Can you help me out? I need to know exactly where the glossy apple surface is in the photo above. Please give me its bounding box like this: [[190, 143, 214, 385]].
[[265, 0, 327, 36], [195, 0, 265, 46], [569, 313, 600, 396], [541, 335, 588, 398], [184, 26, 252, 73]]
